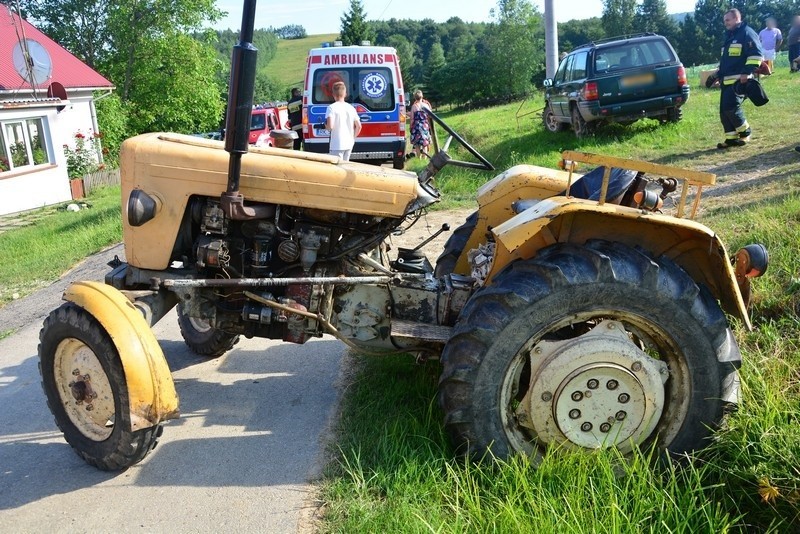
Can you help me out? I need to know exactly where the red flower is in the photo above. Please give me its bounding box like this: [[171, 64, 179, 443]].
[[75, 132, 85, 139]]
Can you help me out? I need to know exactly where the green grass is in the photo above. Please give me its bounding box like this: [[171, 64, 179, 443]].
[[264, 33, 339, 93], [0, 186, 122, 307], [319, 62, 800, 531], [320, 198, 800, 531]]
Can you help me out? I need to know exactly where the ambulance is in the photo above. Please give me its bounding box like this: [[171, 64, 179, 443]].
[[303, 43, 406, 168]]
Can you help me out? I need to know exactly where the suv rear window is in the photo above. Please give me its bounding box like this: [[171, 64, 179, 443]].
[[311, 67, 395, 111], [594, 39, 675, 73]]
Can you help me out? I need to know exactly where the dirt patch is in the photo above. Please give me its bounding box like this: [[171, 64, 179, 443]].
[[388, 208, 475, 256]]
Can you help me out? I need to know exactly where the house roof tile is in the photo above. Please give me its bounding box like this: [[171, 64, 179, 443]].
[[0, 4, 113, 93]]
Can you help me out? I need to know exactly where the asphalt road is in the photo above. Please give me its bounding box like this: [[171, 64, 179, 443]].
[[0, 245, 344, 532]]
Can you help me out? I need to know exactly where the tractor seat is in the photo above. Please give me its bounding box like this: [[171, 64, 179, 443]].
[[565, 166, 637, 202]]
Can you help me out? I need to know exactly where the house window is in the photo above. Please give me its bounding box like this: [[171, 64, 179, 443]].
[[0, 117, 51, 173]]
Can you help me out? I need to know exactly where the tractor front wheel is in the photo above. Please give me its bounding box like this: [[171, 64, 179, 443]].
[[177, 304, 240, 358], [438, 241, 738, 460], [38, 304, 162, 470]]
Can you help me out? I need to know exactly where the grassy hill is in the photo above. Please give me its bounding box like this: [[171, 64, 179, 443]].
[[263, 33, 338, 93]]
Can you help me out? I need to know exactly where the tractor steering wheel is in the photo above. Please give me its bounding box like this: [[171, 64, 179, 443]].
[[424, 108, 494, 171]]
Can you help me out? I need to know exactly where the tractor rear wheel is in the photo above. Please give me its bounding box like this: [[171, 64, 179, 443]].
[[434, 211, 478, 277], [177, 304, 239, 358], [438, 241, 739, 460], [38, 303, 162, 470]]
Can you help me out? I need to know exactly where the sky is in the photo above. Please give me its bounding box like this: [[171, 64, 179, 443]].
[[212, 0, 699, 34]]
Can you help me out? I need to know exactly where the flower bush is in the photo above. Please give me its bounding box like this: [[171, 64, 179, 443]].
[[64, 131, 104, 179]]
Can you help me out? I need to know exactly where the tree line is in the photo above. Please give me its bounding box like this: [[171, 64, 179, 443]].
[[17, 0, 308, 160], [600, 0, 800, 67], [18, 0, 800, 157], [340, 0, 800, 108]]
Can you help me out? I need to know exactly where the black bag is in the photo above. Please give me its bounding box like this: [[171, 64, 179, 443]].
[[734, 79, 769, 106]]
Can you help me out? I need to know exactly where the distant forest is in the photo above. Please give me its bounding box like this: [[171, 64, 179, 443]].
[[199, 0, 800, 108]]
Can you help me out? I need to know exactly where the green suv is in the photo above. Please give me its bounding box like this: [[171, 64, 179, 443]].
[[543, 33, 689, 137]]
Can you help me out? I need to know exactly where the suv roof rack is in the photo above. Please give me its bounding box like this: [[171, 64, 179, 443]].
[[573, 32, 659, 51]]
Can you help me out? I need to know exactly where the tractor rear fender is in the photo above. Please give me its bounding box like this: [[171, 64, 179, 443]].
[[484, 197, 751, 330], [63, 281, 180, 430]]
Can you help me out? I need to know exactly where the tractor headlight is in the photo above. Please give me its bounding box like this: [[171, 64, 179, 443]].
[[734, 244, 769, 278], [127, 189, 159, 227]]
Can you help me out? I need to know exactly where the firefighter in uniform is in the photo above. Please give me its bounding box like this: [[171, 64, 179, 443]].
[[287, 87, 303, 150], [716, 8, 764, 149]]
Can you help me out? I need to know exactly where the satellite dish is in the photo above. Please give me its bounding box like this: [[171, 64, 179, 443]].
[[12, 39, 53, 87], [47, 81, 68, 112]]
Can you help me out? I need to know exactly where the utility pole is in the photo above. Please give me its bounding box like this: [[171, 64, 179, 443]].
[[544, 0, 558, 78]]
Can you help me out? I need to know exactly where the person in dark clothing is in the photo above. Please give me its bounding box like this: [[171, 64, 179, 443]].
[[715, 9, 764, 149], [788, 16, 800, 72], [286, 87, 303, 150]]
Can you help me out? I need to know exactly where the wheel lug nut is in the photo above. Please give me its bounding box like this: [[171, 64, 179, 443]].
[[569, 409, 581, 419], [600, 423, 611, 433], [72, 369, 80, 376], [616, 411, 627, 420], [83, 374, 91, 381], [587, 379, 599, 390], [607, 380, 618, 390], [86, 404, 94, 411], [581, 422, 592, 432], [541, 391, 553, 402], [534, 347, 542, 354], [631, 362, 642, 372], [618, 393, 630, 403], [571, 391, 583, 402]]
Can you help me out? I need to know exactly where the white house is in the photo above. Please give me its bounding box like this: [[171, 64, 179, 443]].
[[0, 5, 114, 215]]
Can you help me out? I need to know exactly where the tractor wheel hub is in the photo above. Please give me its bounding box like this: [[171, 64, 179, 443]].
[[518, 320, 669, 452]]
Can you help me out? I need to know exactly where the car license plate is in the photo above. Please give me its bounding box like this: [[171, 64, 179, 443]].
[[314, 127, 330, 137], [620, 73, 655, 88]]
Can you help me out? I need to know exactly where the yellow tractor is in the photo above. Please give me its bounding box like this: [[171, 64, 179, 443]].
[[37, 3, 767, 470]]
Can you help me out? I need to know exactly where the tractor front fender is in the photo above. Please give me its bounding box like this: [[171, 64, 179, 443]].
[[486, 197, 751, 330], [64, 281, 179, 430]]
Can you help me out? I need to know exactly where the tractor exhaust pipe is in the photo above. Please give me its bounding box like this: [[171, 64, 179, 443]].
[[220, 0, 269, 220]]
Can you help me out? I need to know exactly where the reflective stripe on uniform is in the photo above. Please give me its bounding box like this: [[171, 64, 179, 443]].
[[746, 55, 763, 66]]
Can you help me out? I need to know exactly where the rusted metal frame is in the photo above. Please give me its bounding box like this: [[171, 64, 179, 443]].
[[598, 166, 612, 206], [677, 182, 690, 218], [561, 151, 716, 186], [243, 291, 437, 355], [162, 275, 409, 288], [690, 185, 704, 219], [561, 150, 717, 220], [566, 160, 576, 199]]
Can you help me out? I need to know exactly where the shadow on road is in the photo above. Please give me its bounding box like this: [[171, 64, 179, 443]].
[[0, 336, 343, 509]]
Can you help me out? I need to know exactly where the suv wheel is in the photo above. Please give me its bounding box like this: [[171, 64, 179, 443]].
[[571, 106, 594, 138], [543, 103, 566, 133], [664, 107, 683, 124]]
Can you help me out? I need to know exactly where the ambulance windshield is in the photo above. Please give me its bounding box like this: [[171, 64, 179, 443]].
[[312, 67, 395, 112]]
